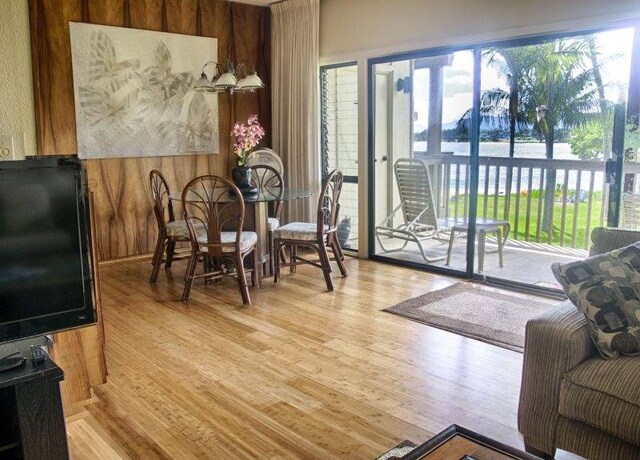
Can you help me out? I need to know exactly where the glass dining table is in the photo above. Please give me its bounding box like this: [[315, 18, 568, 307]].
[[169, 187, 312, 279]]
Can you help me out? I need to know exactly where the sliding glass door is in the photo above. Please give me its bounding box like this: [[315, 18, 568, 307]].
[[368, 25, 638, 293]]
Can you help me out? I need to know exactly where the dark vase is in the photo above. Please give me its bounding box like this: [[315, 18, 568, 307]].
[[231, 165, 258, 196], [231, 165, 252, 190]]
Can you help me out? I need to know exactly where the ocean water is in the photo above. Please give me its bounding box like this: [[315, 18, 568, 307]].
[[412, 141, 606, 194], [438, 141, 574, 159]]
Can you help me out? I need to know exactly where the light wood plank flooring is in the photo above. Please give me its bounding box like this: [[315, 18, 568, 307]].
[[66, 256, 578, 459]]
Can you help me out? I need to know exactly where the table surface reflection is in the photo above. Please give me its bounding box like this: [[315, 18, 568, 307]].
[[169, 187, 312, 203]]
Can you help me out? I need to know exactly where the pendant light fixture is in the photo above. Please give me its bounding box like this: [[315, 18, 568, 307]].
[[193, 0, 264, 94]]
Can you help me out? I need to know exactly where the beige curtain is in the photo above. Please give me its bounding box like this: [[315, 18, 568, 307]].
[[271, 0, 320, 223]]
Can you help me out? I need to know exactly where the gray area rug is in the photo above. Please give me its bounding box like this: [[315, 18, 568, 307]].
[[375, 440, 417, 460], [383, 283, 555, 352]]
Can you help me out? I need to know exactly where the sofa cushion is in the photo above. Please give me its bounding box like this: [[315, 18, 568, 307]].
[[552, 243, 640, 359], [559, 356, 640, 445]]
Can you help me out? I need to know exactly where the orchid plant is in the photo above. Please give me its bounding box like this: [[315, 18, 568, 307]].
[[231, 114, 265, 166]]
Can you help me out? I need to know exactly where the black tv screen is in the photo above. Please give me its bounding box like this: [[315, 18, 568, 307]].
[[0, 157, 95, 343]]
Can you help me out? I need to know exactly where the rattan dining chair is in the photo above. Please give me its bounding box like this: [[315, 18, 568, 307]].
[[149, 169, 192, 283], [273, 169, 347, 291], [181, 175, 259, 305], [250, 165, 284, 274], [246, 148, 284, 176]]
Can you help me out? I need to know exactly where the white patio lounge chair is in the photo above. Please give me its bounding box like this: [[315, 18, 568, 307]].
[[375, 158, 451, 262], [375, 157, 510, 271]]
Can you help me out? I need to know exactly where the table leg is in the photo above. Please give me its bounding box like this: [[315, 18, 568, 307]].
[[477, 229, 486, 273], [251, 202, 270, 281], [496, 227, 504, 267], [446, 230, 456, 266]]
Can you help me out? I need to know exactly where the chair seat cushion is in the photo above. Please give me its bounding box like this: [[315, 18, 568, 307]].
[[165, 220, 190, 239], [559, 356, 640, 445], [273, 222, 327, 241], [198, 231, 257, 253], [268, 217, 280, 231], [166, 220, 206, 240]]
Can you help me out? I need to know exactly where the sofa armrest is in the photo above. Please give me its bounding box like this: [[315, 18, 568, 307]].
[[518, 300, 595, 456]]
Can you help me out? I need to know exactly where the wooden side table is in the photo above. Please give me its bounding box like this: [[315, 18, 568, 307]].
[[443, 217, 510, 272]]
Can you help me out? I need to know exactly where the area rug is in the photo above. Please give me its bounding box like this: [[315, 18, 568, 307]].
[[375, 440, 417, 460], [383, 283, 556, 352]]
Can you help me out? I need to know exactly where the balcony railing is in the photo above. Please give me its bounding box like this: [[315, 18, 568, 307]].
[[416, 153, 640, 250]]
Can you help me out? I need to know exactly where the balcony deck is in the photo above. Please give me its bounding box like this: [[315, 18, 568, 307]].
[[374, 234, 586, 287], [341, 153, 640, 288]]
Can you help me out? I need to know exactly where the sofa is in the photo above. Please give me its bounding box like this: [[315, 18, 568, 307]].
[[518, 227, 640, 460]]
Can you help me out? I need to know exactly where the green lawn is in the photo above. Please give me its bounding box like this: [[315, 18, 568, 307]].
[[448, 191, 604, 249]]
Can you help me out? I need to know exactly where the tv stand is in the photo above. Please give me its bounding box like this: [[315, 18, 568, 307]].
[[0, 357, 68, 459]]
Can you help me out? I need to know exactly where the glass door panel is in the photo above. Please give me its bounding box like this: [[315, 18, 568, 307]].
[[474, 28, 635, 289], [371, 51, 475, 274], [619, 27, 640, 232]]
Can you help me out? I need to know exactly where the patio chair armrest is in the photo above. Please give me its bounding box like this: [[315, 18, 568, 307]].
[[518, 300, 595, 456], [377, 203, 404, 227]]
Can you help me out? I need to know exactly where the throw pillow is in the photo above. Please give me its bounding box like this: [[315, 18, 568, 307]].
[[552, 243, 640, 359]]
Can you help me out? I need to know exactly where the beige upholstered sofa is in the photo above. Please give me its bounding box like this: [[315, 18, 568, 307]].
[[518, 227, 640, 460]]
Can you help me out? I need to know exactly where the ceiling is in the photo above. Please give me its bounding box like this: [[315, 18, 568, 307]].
[[232, 0, 274, 6]]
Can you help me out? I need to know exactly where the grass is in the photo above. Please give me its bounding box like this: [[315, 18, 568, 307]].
[[448, 190, 605, 248]]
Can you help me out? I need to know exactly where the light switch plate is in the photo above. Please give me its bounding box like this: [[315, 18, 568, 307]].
[[0, 135, 15, 160], [0, 134, 25, 161]]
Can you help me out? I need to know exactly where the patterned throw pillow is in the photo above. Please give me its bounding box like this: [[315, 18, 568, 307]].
[[552, 243, 640, 359]]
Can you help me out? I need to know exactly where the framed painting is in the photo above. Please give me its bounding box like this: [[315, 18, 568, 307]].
[[69, 22, 219, 159]]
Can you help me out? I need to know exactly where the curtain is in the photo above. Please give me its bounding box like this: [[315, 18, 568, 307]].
[[271, 0, 320, 222]]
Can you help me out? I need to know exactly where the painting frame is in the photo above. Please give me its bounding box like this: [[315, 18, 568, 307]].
[[69, 22, 219, 159]]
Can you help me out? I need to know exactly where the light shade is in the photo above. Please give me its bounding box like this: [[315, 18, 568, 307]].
[[236, 72, 265, 92], [193, 72, 217, 93], [214, 71, 238, 91]]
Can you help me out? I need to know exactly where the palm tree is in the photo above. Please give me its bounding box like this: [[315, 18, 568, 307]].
[[482, 47, 533, 158], [456, 39, 601, 234], [587, 37, 612, 161], [519, 39, 600, 232], [480, 47, 532, 219], [456, 48, 530, 150]]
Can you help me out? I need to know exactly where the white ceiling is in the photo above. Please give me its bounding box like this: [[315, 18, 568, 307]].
[[232, 0, 274, 6]]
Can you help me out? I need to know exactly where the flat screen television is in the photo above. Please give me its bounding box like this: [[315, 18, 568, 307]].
[[0, 156, 95, 343]]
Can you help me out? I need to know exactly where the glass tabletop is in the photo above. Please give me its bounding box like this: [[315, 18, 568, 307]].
[[169, 187, 312, 203]]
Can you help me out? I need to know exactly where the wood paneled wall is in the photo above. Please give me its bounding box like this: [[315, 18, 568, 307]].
[[29, 0, 271, 261]]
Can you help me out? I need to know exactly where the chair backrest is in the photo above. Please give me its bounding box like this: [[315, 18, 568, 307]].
[[246, 148, 284, 176], [250, 165, 284, 219], [622, 192, 640, 231], [181, 175, 245, 258], [149, 169, 176, 232], [394, 158, 438, 229], [317, 169, 344, 241]]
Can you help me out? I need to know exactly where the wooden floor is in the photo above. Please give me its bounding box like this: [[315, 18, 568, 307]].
[[66, 255, 578, 459]]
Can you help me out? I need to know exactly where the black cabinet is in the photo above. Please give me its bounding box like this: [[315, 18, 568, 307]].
[[0, 359, 68, 459]]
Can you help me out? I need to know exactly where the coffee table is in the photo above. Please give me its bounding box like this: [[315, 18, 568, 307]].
[[401, 425, 539, 460]]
